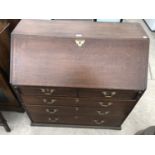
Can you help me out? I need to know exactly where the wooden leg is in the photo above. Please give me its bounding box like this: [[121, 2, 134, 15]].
[[0, 112, 11, 132], [3, 123, 11, 132]]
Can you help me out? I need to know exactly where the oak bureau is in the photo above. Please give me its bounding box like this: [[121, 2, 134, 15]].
[[10, 20, 149, 129]]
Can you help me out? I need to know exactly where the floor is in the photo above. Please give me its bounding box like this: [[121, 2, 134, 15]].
[[0, 19, 155, 135]]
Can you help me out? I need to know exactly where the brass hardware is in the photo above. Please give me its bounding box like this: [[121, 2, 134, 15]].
[[99, 102, 113, 107], [97, 110, 110, 116], [46, 108, 58, 114], [75, 98, 79, 103], [48, 117, 59, 122], [74, 116, 79, 119], [94, 119, 105, 125], [75, 34, 82, 37], [102, 91, 116, 98], [43, 98, 56, 105], [75, 107, 79, 111], [75, 39, 85, 47], [40, 88, 55, 95]]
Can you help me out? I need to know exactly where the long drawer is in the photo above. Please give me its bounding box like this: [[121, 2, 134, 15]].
[[20, 86, 77, 97], [20, 86, 142, 100], [22, 95, 136, 108], [26, 105, 133, 117], [29, 113, 124, 127]]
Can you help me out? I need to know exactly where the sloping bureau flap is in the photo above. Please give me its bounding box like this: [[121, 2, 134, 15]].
[[10, 20, 149, 90]]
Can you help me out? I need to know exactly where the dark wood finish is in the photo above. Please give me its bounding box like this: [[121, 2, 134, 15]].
[[12, 20, 147, 39], [0, 19, 23, 112], [0, 19, 20, 75], [20, 86, 139, 99], [31, 122, 121, 130], [11, 20, 149, 129], [22, 94, 136, 108], [11, 20, 149, 90], [0, 71, 19, 106], [0, 21, 10, 75], [20, 86, 77, 97], [77, 99, 136, 108], [22, 96, 78, 106], [78, 88, 139, 99], [0, 112, 11, 132], [29, 113, 124, 127], [7, 19, 20, 33], [26, 104, 134, 116]]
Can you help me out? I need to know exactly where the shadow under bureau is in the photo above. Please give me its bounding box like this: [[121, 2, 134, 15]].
[[10, 20, 149, 129]]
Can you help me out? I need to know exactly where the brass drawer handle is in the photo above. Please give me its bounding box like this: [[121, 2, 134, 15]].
[[40, 88, 55, 95], [48, 117, 59, 122], [94, 119, 105, 125], [97, 111, 110, 116], [74, 116, 79, 119], [46, 108, 58, 114], [75, 107, 79, 111], [99, 102, 113, 107], [43, 99, 56, 105], [102, 91, 116, 98], [75, 98, 79, 103]]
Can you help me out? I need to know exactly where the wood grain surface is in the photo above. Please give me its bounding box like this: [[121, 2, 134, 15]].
[[11, 20, 149, 90]]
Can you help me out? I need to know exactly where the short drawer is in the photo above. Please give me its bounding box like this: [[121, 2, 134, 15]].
[[78, 98, 136, 108], [22, 96, 78, 106], [77, 106, 132, 117], [29, 114, 124, 127], [20, 86, 77, 97], [26, 105, 79, 116], [78, 89, 141, 100]]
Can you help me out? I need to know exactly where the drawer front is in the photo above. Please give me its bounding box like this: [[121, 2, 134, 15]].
[[22, 95, 136, 110], [29, 114, 124, 127], [22, 96, 78, 106], [26, 105, 79, 115], [26, 105, 132, 117], [79, 89, 139, 100], [20, 86, 77, 97], [78, 99, 136, 108]]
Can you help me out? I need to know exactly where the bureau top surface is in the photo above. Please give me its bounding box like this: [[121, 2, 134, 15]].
[[11, 20, 149, 90], [12, 19, 148, 39]]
